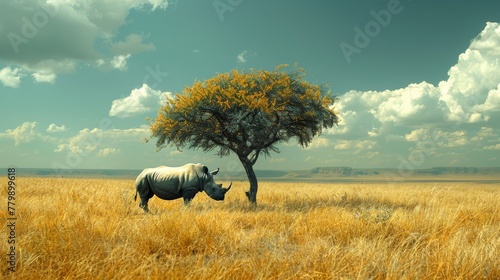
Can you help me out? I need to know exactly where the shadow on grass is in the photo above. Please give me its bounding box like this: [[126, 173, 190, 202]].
[[126, 192, 420, 224], [221, 193, 420, 223]]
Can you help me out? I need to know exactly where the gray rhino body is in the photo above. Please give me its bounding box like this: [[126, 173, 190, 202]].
[[134, 163, 231, 212]]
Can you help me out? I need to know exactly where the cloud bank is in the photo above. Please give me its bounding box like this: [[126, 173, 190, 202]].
[[321, 22, 500, 167], [0, 121, 55, 145], [54, 126, 148, 155], [0, 0, 168, 87]]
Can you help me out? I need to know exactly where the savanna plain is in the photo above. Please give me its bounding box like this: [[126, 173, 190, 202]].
[[1, 177, 499, 279]]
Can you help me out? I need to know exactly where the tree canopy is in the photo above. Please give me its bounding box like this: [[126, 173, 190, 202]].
[[149, 65, 339, 203]]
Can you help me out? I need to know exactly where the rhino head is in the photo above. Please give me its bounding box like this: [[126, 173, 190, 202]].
[[201, 167, 232, 200]]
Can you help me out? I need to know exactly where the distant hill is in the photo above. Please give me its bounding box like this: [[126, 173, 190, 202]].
[[285, 166, 500, 177], [280, 166, 500, 183], [3, 166, 499, 182]]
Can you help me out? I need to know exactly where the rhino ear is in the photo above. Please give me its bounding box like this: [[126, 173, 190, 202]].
[[202, 166, 209, 175]]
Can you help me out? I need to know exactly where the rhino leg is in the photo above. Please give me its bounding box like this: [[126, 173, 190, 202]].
[[139, 197, 150, 213], [138, 191, 154, 213], [182, 189, 197, 206], [136, 175, 154, 213]]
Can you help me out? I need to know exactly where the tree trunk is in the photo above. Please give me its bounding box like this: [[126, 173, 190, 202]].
[[239, 156, 258, 204]]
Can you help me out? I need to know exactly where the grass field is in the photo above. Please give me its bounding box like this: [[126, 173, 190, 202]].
[[1, 177, 499, 279]]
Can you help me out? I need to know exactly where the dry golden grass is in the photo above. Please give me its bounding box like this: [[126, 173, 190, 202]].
[[1, 177, 499, 279]]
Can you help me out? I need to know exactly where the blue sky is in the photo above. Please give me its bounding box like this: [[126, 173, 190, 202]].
[[1, 0, 499, 173]]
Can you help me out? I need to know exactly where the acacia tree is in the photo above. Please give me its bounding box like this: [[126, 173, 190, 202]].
[[149, 65, 339, 203]]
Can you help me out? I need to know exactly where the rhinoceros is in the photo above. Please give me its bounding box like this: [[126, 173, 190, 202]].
[[134, 163, 232, 212]]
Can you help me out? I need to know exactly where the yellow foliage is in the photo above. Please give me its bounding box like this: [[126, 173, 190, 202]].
[[150, 65, 339, 150], [173, 67, 323, 114]]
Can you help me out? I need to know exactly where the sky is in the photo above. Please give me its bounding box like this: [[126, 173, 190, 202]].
[[1, 0, 500, 174]]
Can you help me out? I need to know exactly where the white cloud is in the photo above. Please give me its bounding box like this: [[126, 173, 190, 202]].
[[474, 84, 500, 114], [484, 144, 500, 150], [111, 34, 155, 55], [332, 81, 448, 140], [0, 0, 168, 87], [306, 137, 329, 149], [54, 128, 99, 154], [0, 67, 22, 88], [471, 127, 496, 141], [375, 82, 446, 125], [106, 127, 150, 139], [98, 147, 120, 157], [0, 122, 38, 145], [330, 22, 500, 142], [54, 126, 148, 154], [404, 128, 427, 142], [322, 23, 500, 166], [438, 131, 467, 148], [142, 0, 169, 10], [109, 84, 172, 118], [0, 122, 54, 145], [0, 121, 154, 169], [47, 124, 66, 133], [32, 71, 57, 84], [237, 50, 247, 63], [333, 140, 376, 154], [404, 129, 467, 148], [439, 22, 500, 123], [469, 22, 500, 57], [110, 54, 132, 71]]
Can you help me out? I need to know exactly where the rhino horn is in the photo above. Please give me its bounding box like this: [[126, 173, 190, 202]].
[[223, 182, 232, 193], [211, 168, 220, 176]]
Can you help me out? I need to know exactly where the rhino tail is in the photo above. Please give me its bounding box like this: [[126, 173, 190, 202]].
[[134, 190, 138, 201]]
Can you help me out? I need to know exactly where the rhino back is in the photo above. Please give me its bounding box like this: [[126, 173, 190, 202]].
[[145, 165, 202, 200]]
